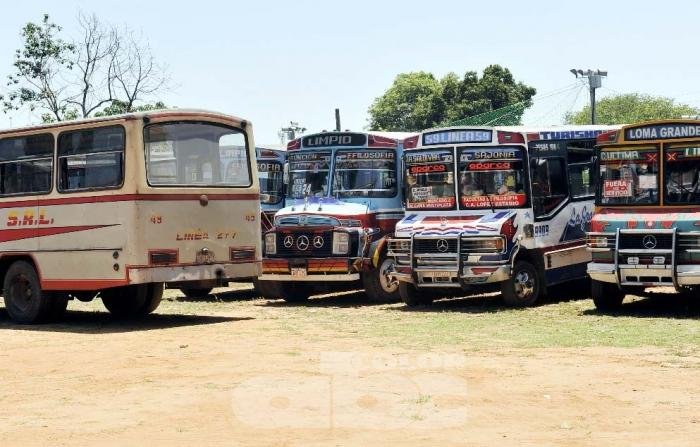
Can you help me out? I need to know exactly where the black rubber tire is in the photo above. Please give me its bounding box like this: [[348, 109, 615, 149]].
[[180, 287, 213, 298], [399, 281, 434, 307], [501, 261, 541, 307], [102, 283, 163, 318], [2, 261, 53, 324], [591, 280, 624, 311], [278, 282, 311, 303], [362, 254, 400, 302], [253, 279, 282, 300]]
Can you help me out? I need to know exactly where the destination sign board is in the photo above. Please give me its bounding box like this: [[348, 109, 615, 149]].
[[423, 129, 492, 146]]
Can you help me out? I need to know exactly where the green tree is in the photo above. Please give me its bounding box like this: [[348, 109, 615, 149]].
[[565, 93, 700, 125], [368, 65, 536, 131], [94, 100, 168, 117]]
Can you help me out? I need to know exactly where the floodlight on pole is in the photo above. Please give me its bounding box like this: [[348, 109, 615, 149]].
[[570, 68, 608, 124]]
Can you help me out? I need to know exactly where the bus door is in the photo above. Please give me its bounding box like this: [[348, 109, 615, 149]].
[[528, 139, 595, 285]]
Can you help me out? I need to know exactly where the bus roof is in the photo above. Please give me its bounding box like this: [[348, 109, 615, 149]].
[[0, 108, 247, 137], [597, 119, 700, 145]]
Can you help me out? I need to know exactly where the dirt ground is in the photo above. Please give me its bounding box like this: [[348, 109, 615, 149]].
[[0, 284, 698, 447]]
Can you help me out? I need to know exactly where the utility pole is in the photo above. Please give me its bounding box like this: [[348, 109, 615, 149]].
[[334, 108, 341, 132], [278, 121, 307, 145], [570, 69, 608, 124]]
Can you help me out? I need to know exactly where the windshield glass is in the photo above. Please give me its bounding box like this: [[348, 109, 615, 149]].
[[458, 146, 527, 209], [598, 146, 659, 205], [258, 161, 284, 204], [665, 144, 700, 204], [332, 149, 397, 198], [404, 149, 455, 210], [288, 151, 331, 199], [144, 122, 250, 187]]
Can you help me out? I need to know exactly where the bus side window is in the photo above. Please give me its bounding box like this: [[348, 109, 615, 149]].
[[58, 126, 125, 192], [531, 157, 568, 217], [568, 162, 594, 199], [0, 133, 54, 197]]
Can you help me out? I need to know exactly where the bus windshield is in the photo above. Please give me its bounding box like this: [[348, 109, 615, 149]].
[[598, 146, 659, 205], [259, 161, 284, 204], [404, 149, 455, 210], [288, 151, 331, 199], [144, 122, 250, 187], [665, 145, 700, 204], [332, 149, 397, 198], [458, 146, 527, 209]]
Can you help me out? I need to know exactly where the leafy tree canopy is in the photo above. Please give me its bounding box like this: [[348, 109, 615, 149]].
[[368, 65, 536, 131], [565, 93, 700, 125]]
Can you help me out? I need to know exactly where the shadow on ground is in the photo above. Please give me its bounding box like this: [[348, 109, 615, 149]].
[[0, 308, 252, 334], [583, 291, 700, 319], [173, 286, 260, 303], [261, 289, 392, 308]]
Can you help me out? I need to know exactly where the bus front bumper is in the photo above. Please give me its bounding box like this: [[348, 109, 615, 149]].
[[390, 265, 511, 287], [588, 262, 700, 286], [259, 258, 361, 282], [129, 262, 260, 285]]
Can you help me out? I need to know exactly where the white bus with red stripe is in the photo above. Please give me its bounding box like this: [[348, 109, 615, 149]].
[[0, 109, 260, 323]]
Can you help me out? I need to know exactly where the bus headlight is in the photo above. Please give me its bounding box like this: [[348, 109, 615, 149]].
[[332, 232, 350, 255], [265, 233, 277, 255], [586, 235, 610, 249]]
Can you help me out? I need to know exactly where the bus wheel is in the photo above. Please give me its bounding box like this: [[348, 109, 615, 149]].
[[279, 282, 311, 303], [501, 261, 540, 307], [399, 282, 433, 307], [591, 280, 624, 311], [2, 261, 52, 324], [253, 279, 282, 300], [102, 283, 163, 318], [363, 254, 400, 302], [180, 287, 213, 298]]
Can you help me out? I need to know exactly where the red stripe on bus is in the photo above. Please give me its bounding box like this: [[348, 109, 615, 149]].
[[0, 225, 116, 243], [0, 193, 260, 209], [42, 279, 129, 291]]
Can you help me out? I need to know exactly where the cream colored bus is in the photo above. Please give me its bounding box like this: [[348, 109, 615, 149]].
[[0, 109, 260, 323]]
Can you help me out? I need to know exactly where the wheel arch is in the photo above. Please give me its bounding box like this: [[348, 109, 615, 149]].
[[0, 254, 42, 289]]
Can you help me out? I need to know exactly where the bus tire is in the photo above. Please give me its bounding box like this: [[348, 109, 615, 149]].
[[362, 254, 400, 302], [591, 280, 624, 311], [2, 260, 52, 324], [399, 282, 433, 307], [279, 282, 311, 303], [253, 279, 282, 300], [102, 283, 162, 318], [501, 261, 540, 307], [180, 287, 213, 298]]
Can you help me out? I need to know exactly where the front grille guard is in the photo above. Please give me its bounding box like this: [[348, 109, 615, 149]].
[[614, 228, 678, 290]]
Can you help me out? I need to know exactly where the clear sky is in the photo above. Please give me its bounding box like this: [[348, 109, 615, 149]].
[[1, 0, 699, 144]]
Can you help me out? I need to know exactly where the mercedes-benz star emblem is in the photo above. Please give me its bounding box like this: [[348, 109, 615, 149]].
[[296, 235, 310, 251], [643, 234, 657, 249], [313, 235, 324, 249], [283, 235, 294, 248], [436, 239, 449, 253]]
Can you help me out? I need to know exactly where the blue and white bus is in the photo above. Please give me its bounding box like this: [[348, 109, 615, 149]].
[[256, 147, 286, 232], [388, 125, 619, 307]]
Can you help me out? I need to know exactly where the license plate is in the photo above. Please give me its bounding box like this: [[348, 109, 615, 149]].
[[627, 257, 639, 265], [196, 252, 216, 264], [290, 267, 307, 277], [422, 271, 452, 278]]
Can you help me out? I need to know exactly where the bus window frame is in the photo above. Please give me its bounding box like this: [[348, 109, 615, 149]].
[[0, 132, 55, 198], [662, 142, 700, 206], [57, 124, 127, 194], [259, 160, 285, 205], [332, 148, 399, 200], [594, 144, 661, 207], [403, 146, 457, 211], [143, 121, 253, 189], [456, 144, 530, 211], [530, 155, 570, 220]]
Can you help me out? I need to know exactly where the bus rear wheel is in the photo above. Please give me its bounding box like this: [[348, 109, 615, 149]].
[[501, 261, 540, 307], [180, 287, 213, 298], [362, 255, 400, 302], [591, 280, 624, 311], [399, 282, 434, 307], [102, 283, 163, 318], [2, 260, 57, 324]]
